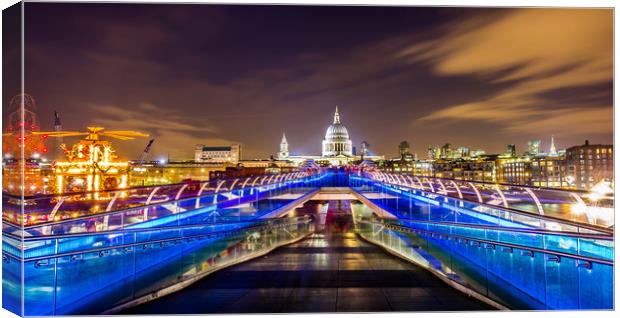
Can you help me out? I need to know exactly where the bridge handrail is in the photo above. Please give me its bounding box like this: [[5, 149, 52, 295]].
[[3, 172, 321, 228], [3, 216, 306, 241], [3, 216, 313, 262], [16, 180, 290, 230], [388, 172, 596, 194], [383, 217, 613, 240], [357, 219, 613, 265], [368, 171, 613, 208], [354, 175, 613, 235], [2, 170, 315, 200]]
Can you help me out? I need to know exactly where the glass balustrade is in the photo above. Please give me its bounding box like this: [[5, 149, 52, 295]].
[[2, 171, 614, 314], [3, 216, 313, 315], [356, 172, 614, 230], [354, 218, 613, 310]]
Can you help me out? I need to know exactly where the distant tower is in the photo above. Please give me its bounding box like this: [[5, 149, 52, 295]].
[[528, 140, 541, 157], [507, 144, 516, 157], [549, 135, 558, 156], [278, 133, 289, 159], [360, 141, 370, 161], [398, 141, 410, 158], [54, 111, 63, 157]]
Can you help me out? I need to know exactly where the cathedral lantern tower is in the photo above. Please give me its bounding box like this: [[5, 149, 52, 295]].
[[322, 106, 353, 157]]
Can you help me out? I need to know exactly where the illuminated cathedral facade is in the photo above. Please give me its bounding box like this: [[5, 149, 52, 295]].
[[322, 107, 353, 157], [278, 106, 382, 166]]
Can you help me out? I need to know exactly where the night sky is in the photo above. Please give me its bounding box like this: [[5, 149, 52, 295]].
[[11, 4, 613, 160]]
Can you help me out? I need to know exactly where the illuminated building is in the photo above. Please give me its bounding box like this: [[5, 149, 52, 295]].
[[398, 141, 414, 161], [322, 106, 353, 157], [531, 155, 566, 188], [278, 133, 289, 159], [129, 161, 231, 186], [470, 149, 486, 157], [504, 144, 516, 157], [394, 139, 611, 190], [413, 160, 434, 176], [360, 141, 370, 160], [440, 143, 453, 159], [527, 140, 541, 157], [432, 157, 496, 182], [2, 158, 53, 196], [383, 141, 415, 173], [277, 106, 383, 166], [208, 159, 296, 179], [129, 157, 298, 186], [427, 145, 440, 160], [564, 140, 613, 190], [48, 127, 148, 193], [455, 147, 470, 159], [194, 144, 241, 163], [496, 157, 531, 185], [428, 143, 473, 160]]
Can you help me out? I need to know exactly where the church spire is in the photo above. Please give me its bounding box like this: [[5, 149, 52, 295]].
[[279, 132, 289, 159], [549, 135, 557, 156], [333, 106, 341, 124]]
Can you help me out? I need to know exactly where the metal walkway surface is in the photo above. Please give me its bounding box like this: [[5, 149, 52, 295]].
[[121, 201, 491, 313]]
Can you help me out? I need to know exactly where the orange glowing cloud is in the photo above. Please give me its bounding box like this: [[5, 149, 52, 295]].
[[404, 9, 612, 136]]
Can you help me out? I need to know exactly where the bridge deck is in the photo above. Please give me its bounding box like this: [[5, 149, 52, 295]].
[[121, 201, 490, 313]]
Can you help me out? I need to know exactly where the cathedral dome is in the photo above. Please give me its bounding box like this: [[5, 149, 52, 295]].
[[325, 123, 349, 141]]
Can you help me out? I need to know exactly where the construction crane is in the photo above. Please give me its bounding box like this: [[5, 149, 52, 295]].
[[137, 139, 155, 165]]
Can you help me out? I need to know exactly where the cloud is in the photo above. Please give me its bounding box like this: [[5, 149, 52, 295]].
[[147, 130, 238, 159], [89, 103, 217, 133], [404, 9, 612, 137], [86, 103, 233, 159]]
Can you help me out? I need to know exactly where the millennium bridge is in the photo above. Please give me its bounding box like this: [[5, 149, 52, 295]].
[[2, 169, 614, 315]]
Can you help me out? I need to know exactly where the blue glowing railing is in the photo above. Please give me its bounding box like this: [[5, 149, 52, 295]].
[[350, 174, 612, 235], [355, 220, 613, 310], [391, 219, 613, 263], [365, 171, 614, 229], [2, 171, 614, 314], [350, 173, 614, 310], [7, 172, 328, 237], [2, 171, 322, 227], [3, 216, 313, 315], [2, 171, 327, 316]]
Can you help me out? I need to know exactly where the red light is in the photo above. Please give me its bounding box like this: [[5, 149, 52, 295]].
[[42, 147, 48, 153]]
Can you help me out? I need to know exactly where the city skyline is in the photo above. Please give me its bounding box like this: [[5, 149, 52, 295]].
[[6, 4, 613, 159]]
